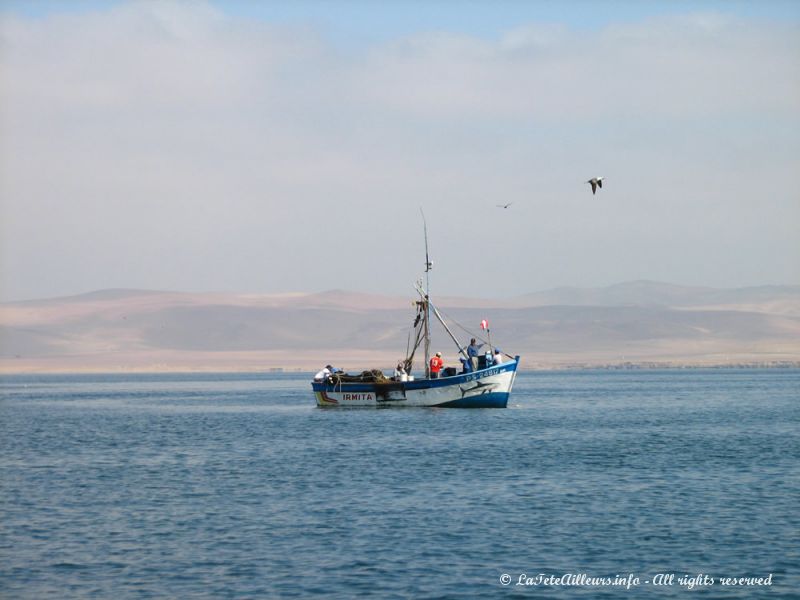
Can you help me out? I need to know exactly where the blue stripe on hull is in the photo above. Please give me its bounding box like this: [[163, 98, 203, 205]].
[[434, 392, 509, 408], [311, 359, 519, 394]]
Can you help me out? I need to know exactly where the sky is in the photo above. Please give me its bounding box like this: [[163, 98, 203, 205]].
[[1, 0, 799, 302]]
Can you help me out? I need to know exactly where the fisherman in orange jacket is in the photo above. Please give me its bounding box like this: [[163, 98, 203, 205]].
[[429, 352, 444, 379]]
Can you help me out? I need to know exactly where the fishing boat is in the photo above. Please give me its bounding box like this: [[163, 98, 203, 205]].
[[311, 216, 520, 408]]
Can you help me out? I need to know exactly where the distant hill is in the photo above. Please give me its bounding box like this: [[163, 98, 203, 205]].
[[1, 282, 798, 372], [510, 280, 800, 313]]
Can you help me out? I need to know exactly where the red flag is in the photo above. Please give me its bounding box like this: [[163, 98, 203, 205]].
[[480, 319, 488, 330]]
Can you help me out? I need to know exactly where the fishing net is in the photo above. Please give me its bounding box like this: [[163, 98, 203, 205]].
[[329, 370, 389, 384]]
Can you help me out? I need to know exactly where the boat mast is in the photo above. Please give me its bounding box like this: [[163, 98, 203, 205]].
[[421, 208, 432, 378]]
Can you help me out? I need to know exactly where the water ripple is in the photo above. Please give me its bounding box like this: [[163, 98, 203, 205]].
[[1, 370, 798, 598]]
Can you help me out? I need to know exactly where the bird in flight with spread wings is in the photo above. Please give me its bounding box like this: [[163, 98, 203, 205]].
[[586, 177, 604, 195], [496, 202, 513, 209]]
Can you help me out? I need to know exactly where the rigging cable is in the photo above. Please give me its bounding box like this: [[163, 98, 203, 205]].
[[433, 305, 514, 359]]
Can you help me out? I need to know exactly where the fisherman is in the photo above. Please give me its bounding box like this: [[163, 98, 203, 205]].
[[429, 352, 444, 379], [394, 363, 407, 379], [493, 348, 504, 365], [467, 338, 485, 372], [313, 365, 333, 381], [459, 356, 472, 374]]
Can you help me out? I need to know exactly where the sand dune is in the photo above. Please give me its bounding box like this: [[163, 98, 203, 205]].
[[1, 282, 798, 372]]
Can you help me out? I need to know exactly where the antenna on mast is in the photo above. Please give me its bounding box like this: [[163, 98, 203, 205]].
[[420, 207, 432, 275], [420, 207, 432, 377]]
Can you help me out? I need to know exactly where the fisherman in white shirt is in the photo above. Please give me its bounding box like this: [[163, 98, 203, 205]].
[[314, 365, 333, 381], [493, 349, 504, 365]]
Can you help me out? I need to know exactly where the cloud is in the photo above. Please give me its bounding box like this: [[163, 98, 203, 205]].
[[344, 14, 800, 121], [1, 2, 798, 300]]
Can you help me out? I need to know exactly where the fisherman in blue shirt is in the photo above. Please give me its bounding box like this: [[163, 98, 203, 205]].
[[466, 338, 484, 372]]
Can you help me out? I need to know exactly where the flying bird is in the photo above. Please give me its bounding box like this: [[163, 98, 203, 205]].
[[586, 177, 604, 195], [496, 202, 513, 209]]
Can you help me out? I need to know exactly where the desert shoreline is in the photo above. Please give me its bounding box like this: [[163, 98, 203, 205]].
[[3, 358, 799, 375]]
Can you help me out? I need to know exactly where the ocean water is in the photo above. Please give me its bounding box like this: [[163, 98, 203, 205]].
[[1, 369, 798, 599]]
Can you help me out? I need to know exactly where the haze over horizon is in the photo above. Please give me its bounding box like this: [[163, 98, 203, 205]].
[[3, 278, 799, 306], [1, 1, 798, 303]]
